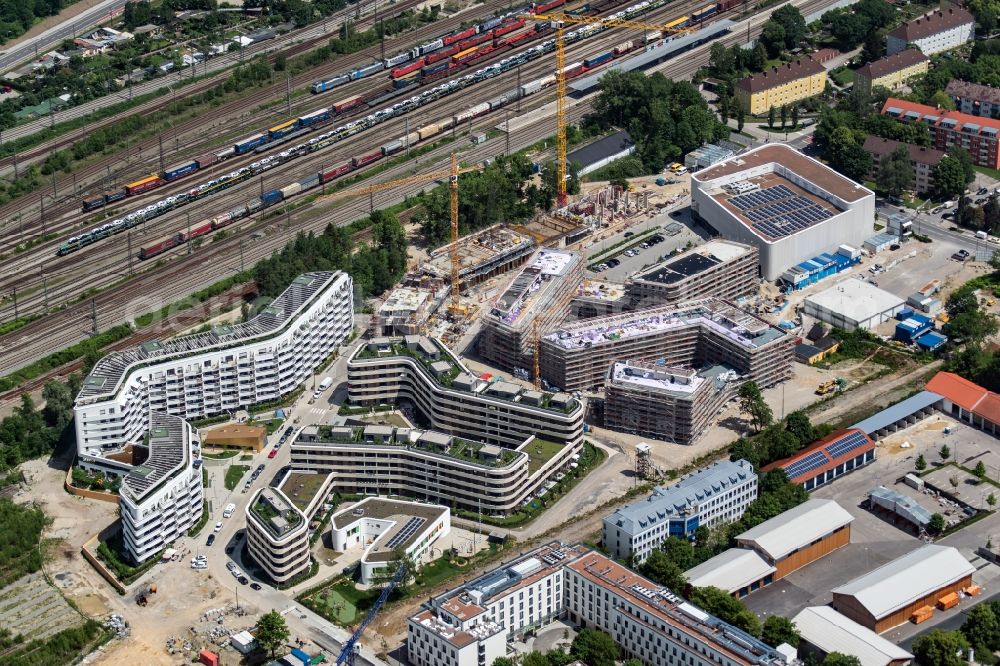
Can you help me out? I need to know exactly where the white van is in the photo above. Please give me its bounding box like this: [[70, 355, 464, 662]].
[[318, 376, 333, 392], [223, 503, 236, 519]]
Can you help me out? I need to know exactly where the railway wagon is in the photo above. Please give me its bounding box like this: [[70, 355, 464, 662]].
[[320, 162, 352, 183], [381, 139, 403, 156], [664, 15, 690, 31], [190, 222, 214, 239], [452, 46, 482, 65], [391, 61, 424, 79], [613, 40, 634, 55], [332, 95, 364, 113], [268, 119, 299, 140], [352, 151, 382, 169], [261, 189, 283, 206], [442, 27, 476, 46], [691, 3, 717, 21], [105, 190, 127, 205], [298, 108, 332, 127], [412, 38, 444, 58], [531, 0, 567, 12], [195, 153, 219, 169], [417, 123, 442, 141], [280, 182, 302, 198], [312, 74, 350, 93], [384, 52, 412, 68], [494, 18, 526, 38], [139, 233, 185, 260], [125, 175, 164, 196], [82, 197, 105, 212], [717, 0, 744, 11], [234, 133, 267, 154], [454, 102, 490, 125], [162, 160, 199, 182], [393, 71, 420, 89], [421, 61, 450, 77]]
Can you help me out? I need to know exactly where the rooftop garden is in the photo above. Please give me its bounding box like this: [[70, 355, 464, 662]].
[[525, 438, 566, 474], [251, 493, 302, 536], [280, 473, 329, 513], [447, 439, 521, 467]]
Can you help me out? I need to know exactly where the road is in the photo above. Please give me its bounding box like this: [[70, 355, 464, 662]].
[[0, 0, 127, 74]]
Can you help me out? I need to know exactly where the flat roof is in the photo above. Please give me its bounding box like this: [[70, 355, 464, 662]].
[[792, 606, 913, 666], [567, 130, 634, 168], [121, 413, 189, 502], [332, 498, 447, 562], [832, 545, 975, 619], [633, 240, 752, 286], [278, 472, 330, 515], [608, 360, 736, 398], [684, 549, 776, 594], [694, 144, 871, 205], [805, 279, 905, 323], [545, 298, 786, 351], [737, 499, 854, 560], [489, 249, 580, 328]]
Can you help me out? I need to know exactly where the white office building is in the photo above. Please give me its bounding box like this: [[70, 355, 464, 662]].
[[691, 144, 875, 281], [603, 459, 757, 563], [330, 498, 450, 584], [74, 272, 354, 470], [119, 413, 203, 564], [407, 542, 787, 666]]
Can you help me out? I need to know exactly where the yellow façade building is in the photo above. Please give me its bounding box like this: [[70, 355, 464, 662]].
[[735, 59, 828, 116], [854, 48, 929, 94]]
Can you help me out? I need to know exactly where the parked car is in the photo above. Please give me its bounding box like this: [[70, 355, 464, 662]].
[[250, 582, 262, 591], [268, 449, 278, 459], [238, 576, 249, 585], [214, 521, 223, 532], [206, 534, 216, 546]]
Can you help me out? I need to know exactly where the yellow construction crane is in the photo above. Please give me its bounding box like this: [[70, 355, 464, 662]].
[[315, 154, 482, 316], [525, 13, 696, 206]]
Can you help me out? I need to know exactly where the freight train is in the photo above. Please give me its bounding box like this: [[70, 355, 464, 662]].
[[63, 0, 734, 257]]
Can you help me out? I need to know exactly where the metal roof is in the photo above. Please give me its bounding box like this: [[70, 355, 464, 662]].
[[566, 131, 634, 169], [832, 545, 975, 619], [869, 485, 933, 526], [606, 459, 756, 533], [792, 606, 913, 666], [851, 390, 942, 435], [737, 499, 854, 560], [121, 413, 189, 502], [684, 548, 775, 594]]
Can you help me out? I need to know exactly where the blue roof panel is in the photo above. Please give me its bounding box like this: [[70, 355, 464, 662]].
[[852, 391, 942, 434]]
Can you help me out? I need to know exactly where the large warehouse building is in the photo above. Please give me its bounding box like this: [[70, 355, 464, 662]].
[[831, 544, 975, 633], [803, 279, 906, 331], [691, 144, 875, 280], [684, 548, 776, 599], [478, 248, 584, 373], [793, 606, 914, 666], [736, 498, 854, 579], [764, 428, 876, 490], [540, 298, 792, 392]]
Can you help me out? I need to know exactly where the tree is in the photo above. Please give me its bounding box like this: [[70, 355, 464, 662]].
[[912, 629, 971, 666], [944, 288, 998, 344], [929, 89, 956, 111], [771, 5, 806, 49], [976, 461, 988, 479], [522, 653, 550, 666], [791, 104, 799, 128], [688, 587, 761, 636], [826, 126, 874, 182], [915, 454, 927, 472], [736, 105, 745, 133], [935, 153, 974, 199], [638, 550, 687, 592], [255, 610, 290, 658], [784, 411, 814, 445], [829, 12, 871, 50], [491, 659, 517, 666], [880, 146, 914, 198], [822, 654, 862, 666], [570, 628, 619, 666], [730, 437, 760, 469], [929, 512, 946, 534], [780, 105, 788, 129], [709, 42, 736, 77], [760, 20, 786, 58], [761, 615, 799, 647], [768, 105, 776, 128], [940, 444, 951, 461], [989, 493, 997, 508], [961, 603, 1000, 652], [623, 660, 644, 666], [861, 29, 886, 63], [738, 382, 773, 432]]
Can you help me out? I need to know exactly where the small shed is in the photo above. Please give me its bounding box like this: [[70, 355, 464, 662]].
[[230, 630, 257, 654]]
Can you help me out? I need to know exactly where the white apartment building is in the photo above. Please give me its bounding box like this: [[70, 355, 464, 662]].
[[74, 272, 354, 469], [407, 542, 786, 666], [603, 459, 758, 563], [330, 498, 449, 584], [245, 470, 334, 584], [291, 425, 566, 516], [887, 6, 974, 57], [346, 336, 585, 451], [119, 412, 203, 564]]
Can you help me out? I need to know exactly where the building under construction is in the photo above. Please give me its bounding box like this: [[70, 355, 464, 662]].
[[604, 360, 741, 445], [478, 249, 585, 373], [421, 224, 536, 292], [540, 298, 793, 391], [375, 285, 448, 336], [571, 241, 760, 318]]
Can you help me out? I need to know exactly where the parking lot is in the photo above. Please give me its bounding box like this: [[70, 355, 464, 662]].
[[742, 412, 1000, 643]]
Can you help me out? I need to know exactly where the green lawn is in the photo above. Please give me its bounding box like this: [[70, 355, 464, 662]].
[[525, 439, 566, 474], [831, 67, 855, 86], [413, 557, 463, 590], [224, 465, 250, 490], [202, 450, 239, 459], [307, 582, 374, 625], [358, 412, 411, 428], [975, 165, 1000, 180]]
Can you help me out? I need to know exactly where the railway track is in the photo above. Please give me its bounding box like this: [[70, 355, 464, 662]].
[[0, 0, 837, 378]]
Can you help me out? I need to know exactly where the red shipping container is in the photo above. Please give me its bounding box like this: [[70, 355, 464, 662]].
[[199, 650, 219, 666]]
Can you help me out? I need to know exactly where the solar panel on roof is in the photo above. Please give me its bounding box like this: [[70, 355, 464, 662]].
[[782, 450, 829, 480], [824, 431, 870, 459], [384, 516, 426, 549]]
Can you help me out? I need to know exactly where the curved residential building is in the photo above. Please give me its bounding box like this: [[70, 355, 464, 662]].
[[245, 470, 334, 584], [120, 413, 203, 564], [346, 336, 584, 451], [292, 424, 574, 516], [74, 272, 354, 467]]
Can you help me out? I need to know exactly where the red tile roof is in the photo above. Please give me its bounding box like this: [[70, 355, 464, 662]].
[[763, 428, 875, 485], [976, 393, 1000, 425], [882, 98, 1000, 135], [925, 371, 988, 411], [888, 6, 974, 42], [856, 49, 928, 82]]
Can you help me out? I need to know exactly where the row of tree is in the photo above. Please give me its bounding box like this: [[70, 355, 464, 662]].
[[911, 601, 1000, 666], [0, 380, 78, 472]]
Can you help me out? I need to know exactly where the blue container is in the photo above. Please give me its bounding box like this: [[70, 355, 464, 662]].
[[895, 307, 914, 321], [234, 133, 267, 154], [421, 62, 449, 77], [260, 190, 283, 206], [584, 52, 613, 68], [162, 161, 198, 181]]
